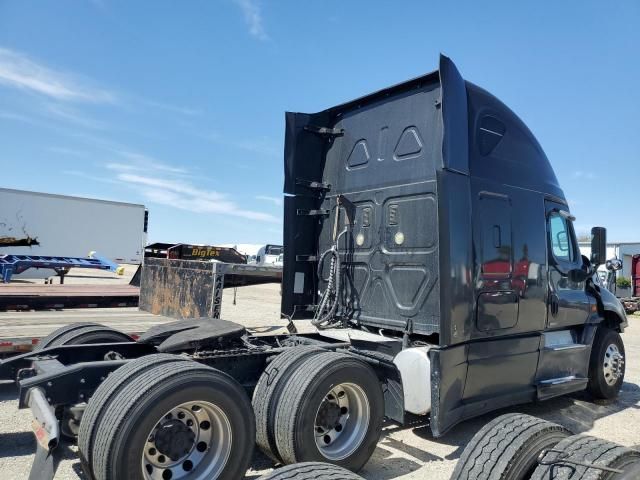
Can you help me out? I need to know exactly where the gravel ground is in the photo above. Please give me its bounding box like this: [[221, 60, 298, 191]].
[[0, 282, 638, 479]]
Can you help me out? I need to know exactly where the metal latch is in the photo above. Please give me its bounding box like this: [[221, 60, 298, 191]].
[[304, 125, 345, 138], [295, 178, 331, 191], [296, 209, 330, 216], [296, 255, 318, 262]]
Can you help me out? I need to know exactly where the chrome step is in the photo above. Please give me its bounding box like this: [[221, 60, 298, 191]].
[[543, 343, 588, 352]]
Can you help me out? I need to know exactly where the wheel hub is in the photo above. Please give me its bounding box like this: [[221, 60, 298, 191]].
[[313, 383, 370, 461], [317, 400, 342, 429], [142, 401, 232, 480], [603, 344, 625, 386], [155, 420, 196, 461]]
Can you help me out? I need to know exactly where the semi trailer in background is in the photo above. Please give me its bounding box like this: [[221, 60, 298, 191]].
[[0, 188, 147, 279]]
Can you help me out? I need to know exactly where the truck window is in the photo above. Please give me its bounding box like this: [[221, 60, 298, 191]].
[[549, 213, 573, 262]]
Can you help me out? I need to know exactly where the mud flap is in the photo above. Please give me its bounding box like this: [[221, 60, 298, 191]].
[[28, 442, 60, 480]]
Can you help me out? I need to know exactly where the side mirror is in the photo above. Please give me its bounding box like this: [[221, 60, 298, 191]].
[[606, 258, 623, 271], [568, 268, 591, 283], [590, 227, 607, 267]]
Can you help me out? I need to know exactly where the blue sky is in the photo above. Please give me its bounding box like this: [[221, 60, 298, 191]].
[[0, 1, 638, 244]]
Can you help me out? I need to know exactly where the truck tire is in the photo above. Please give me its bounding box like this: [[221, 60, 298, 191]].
[[253, 346, 324, 463], [451, 413, 571, 480], [531, 434, 640, 480], [35, 323, 132, 351], [258, 462, 364, 479], [78, 354, 189, 479], [35, 322, 103, 350], [274, 351, 383, 472], [587, 327, 626, 400], [91, 360, 255, 480]]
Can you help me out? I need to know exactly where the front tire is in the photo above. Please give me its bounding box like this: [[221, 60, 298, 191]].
[[90, 361, 255, 480], [274, 351, 383, 472], [587, 327, 625, 399], [531, 434, 640, 480], [451, 413, 571, 480], [258, 462, 364, 479]]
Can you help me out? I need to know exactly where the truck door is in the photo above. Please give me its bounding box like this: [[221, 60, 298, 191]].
[[545, 201, 591, 328]]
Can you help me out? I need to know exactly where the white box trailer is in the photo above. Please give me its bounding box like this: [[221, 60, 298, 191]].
[[0, 188, 146, 278]]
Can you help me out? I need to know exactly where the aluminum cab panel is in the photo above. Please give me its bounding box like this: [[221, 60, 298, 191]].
[[467, 178, 549, 340], [318, 182, 441, 334], [319, 83, 441, 334]]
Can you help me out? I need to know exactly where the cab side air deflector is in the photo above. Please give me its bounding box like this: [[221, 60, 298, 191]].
[[439, 54, 469, 175]]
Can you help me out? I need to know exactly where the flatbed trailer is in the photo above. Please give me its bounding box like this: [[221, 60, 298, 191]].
[[0, 284, 139, 312], [0, 281, 284, 355], [0, 308, 172, 355]]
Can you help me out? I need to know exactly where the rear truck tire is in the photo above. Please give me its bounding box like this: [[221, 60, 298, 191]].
[[451, 413, 571, 480], [253, 346, 324, 463], [35, 322, 133, 351], [35, 322, 105, 350], [258, 462, 364, 479], [273, 351, 384, 472], [36, 323, 134, 441], [587, 327, 626, 400], [78, 354, 190, 479], [90, 360, 255, 480], [531, 434, 640, 480]]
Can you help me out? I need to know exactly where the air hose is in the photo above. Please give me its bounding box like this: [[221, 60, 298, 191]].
[[312, 244, 342, 329], [312, 196, 352, 330]]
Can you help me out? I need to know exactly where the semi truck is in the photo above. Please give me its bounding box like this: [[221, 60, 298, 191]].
[[0, 55, 628, 480], [0, 188, 147, 278]]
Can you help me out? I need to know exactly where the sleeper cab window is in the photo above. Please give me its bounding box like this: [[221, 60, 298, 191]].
[[478, 115, 506, 156], [548, 213, 573, 263]]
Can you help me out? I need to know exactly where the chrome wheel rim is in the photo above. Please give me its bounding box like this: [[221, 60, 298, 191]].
[[142, 401, 232, 480], [313, 383, 370, 461], [603, 344, 624, 386]]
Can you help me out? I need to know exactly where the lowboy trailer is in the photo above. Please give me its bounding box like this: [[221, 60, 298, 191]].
[[0, 55, 629, 480]]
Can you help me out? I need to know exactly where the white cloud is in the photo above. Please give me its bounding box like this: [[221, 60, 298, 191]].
[[0, 47, 116, 103], [139, 99, 202, 116], [206, 132, 280, 157], [256, 195, 283, 207], [109, 151, 190, 174], [48, 146, 89, 157], [235, 137, 280, 157], [572, 170, 595, 180], [0, 111, 37, 124], [233, 0, 269, 41], [117, 172, 280, 223], [46, 103, 105, 129]]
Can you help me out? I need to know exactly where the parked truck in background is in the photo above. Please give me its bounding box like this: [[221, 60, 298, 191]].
[[0, 55, 629, 480], [0, 188, 147, 278]]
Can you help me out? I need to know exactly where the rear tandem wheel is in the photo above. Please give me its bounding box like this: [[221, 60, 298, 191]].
[[85, 359, 255, 480]]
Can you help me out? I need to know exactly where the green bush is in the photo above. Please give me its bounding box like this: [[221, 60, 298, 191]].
[[616, 276, 631, 289]]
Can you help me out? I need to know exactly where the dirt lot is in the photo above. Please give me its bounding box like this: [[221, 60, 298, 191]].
[[0, 279, 638, 479]]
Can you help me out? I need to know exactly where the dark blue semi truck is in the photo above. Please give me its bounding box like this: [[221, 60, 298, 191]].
[[0, 55, 628, 480]]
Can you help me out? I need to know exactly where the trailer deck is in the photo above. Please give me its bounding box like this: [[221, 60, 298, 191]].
[[0, 284, 139, 311], [0, 307, 171, 354], [0, 282, 285, 354]]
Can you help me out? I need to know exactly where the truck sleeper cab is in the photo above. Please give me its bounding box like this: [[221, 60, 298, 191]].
[[0, 55, 628, 480], [282, 54, 628, 435]]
